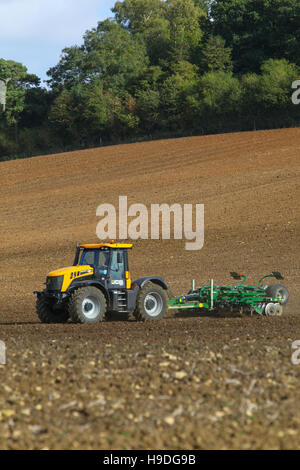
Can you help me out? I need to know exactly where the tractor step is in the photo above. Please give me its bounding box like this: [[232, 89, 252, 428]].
[[112, 290, 128, 312]]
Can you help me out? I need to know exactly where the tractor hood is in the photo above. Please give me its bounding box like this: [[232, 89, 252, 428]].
[[47, 265, 94, 292], [48, 265, 93, 277]]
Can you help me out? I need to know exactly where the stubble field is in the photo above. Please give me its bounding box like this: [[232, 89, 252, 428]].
[[0, 128, 299, 449]]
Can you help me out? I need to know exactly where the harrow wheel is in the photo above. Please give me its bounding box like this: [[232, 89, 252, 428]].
[[274, 303, 283, 316], [265, 302, 283, 316], [266, 283, 289, 305], [265, 303, 276, 316]]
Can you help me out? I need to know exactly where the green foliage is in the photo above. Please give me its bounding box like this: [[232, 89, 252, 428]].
[[113, 0, 206, 64], [83, 20, 149, 92], [165, 0, 205, 62], [48, 85, 88, 147], [2, 0, 300, 161], [240, 72, 262, 115], [0, 59, 27, 83], [113, 0, 165, 32], [19, 87, 52, 128], [82, 86, 139, 140], [201, 35, 233, 72], [0, 59, 28, 126], [259, 59, 299, 107], [46, 46, 86, 91], [161, 61, 200, 129], [0, 131, 18, 159], [17, 127, 61, 158], [210, 0, 300, 73], [47, 19, 148, 94], [240, 59, 300, 130], [200, 70, 242, 114], [113, 0, 170, 64], [135, 88, 160, 132]]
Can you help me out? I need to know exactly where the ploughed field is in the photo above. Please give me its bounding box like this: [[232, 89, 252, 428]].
[[0, 128, 299, 449]]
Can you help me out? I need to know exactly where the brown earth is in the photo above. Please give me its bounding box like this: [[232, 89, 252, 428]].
[[0, 128, 300, 450]]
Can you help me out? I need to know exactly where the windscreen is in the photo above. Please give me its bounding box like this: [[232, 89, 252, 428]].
[[79, 249, 97, 266], [79, 249, 110, 270]]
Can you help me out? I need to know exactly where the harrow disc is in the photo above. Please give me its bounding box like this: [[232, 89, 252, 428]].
[[265, 303, 277, 316], [274, 303, 283, 316]]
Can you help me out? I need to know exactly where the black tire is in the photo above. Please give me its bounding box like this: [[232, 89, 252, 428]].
[[133, 282, 168, 322], [68, 287, 107, 324], [36, 294, 69, 324], [266, 283, 289, 305]]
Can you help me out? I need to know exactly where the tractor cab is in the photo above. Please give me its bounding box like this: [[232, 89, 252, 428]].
[[76, 242, 133, 290]]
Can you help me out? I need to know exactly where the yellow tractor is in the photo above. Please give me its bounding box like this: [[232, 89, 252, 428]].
[[34, 242, 169, 324]]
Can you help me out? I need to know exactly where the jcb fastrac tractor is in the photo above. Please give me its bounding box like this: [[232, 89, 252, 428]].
[[34, 242, 169, 324]]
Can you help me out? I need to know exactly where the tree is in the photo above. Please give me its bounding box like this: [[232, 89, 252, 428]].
[[161, 61, 200, 130], [82, 85, 139, 140], [201, 35, 233, 72], [200, 70, 242, 115], [48, 86, 84, 142], [0, 59, 27, 127], [240, 72, 261, 129], [210, 0, 300, 73], [258, 59, 299, 108], [240, 59, 299, 130], [83, 19, 149, 92], [47, 20, 149, 94], [135, 88, 161, 132], [46, 46, 86, 91], [113, 0, 165, 32], [113, 0, 206, 64], [165, 0, 205, 62], [113, 0, 171, 64], [19, 86, 52, 129]]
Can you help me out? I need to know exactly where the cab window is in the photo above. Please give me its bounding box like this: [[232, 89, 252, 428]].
[[80, 250, 96, 266]]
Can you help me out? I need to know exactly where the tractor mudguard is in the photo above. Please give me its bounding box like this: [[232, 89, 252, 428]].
[[66, 279, 110, 305], [67, 277, 107, 292], [132, 276, 169, 291]]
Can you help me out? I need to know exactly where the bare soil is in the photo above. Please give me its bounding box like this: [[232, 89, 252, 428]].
[[0, 128, 299, 449]]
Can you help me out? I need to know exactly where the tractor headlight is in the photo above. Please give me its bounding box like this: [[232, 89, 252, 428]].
[[46, 275, 64, 291]]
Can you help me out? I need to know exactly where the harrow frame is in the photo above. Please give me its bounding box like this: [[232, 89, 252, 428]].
[[168, 272, 288, 316]]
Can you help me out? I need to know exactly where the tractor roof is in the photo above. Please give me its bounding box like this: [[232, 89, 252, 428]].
[[80, 243, 133, 250]]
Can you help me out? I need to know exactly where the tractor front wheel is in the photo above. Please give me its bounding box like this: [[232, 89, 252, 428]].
[[134, 282, 168, 322], [68, 287, 107, 323], [36, 294, 69, 324]]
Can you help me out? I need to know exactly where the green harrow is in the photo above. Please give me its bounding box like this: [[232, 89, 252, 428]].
[[168, 272, 289, 316]]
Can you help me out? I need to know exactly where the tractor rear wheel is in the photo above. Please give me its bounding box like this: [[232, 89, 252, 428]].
[[133, 282, 168, 322], [36, 294, 69, 324], [266, 283, 289, 305], [68, 287, 107, 323]]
